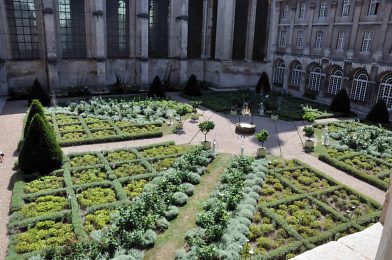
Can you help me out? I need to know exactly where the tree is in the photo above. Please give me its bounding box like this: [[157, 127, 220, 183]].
[[330, 89, 350, 113], [184, 74, 202, 96], [303, 125, 314, 140], [29, 79, 51, 106], [255, 130, 269, 147], [19, 114, 63, 175], [198, 121, 215, 142], [367, 100, 390, 123], [256, 72, 271, 95], [148, 76, 166, 98], [24, 99, 46, 138]]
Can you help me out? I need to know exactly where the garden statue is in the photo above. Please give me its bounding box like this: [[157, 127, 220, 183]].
[[322, 126, 329, 146], [259, 102, 264, 115]]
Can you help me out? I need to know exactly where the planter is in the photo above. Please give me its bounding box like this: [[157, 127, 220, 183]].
[[271, 115, 279, 120], [176, 122, 183, 130], [257, 147, 267, 157], [191, 114, 199, 120], [230, 109, 237, 115], [304, 140, 314, 148], [201, 141, 211, 149]]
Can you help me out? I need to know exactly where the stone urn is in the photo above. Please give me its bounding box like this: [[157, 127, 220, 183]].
[[201, 141, 211, 149], [271, 114, 279, 120], [257, 147, 267, 157], [191, 113, 199, 120]]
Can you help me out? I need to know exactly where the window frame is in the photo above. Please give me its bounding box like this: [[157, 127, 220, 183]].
[[278, 28, 287, 48], [315, 31, 324, 49], [368, 0, 380, 16], [378, 73, 392, 110], [319, 1, 327, 18], [350, 72, 368, 102], [342, 0, 351, 16], [336, 31, 345, 51], [328, 68, 344, 95], [299, 2, 306, 19], [296, 30, 304, 49], [361, 31, 372, 53], [308, 66, 322, 92], [291, 63, 303, 88], [273, 60, 285, 85]]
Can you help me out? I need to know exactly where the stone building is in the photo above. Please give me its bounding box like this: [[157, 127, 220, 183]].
[[0, 0, 391, 114]]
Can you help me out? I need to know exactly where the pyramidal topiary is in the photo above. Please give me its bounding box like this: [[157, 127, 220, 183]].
[[330, 89, 351, 113], [24, 99, 46, 138], [184, 74, 202, 96], [19, 114, 63, 175], [29, 79, 51, 106], [367, 99, 390, 123], [148, 76, 166, 98], [256, 72, 271, 95]]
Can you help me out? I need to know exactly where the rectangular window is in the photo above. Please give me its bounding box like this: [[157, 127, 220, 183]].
[[281, 4, 288, 19], [336, 31, 345, 51], [148, 0, 169, 58], [296, 30, 304, 48], [232, 0, 249, 60], [107, 0, 129, 58], [368, 0, 379, 16], [361, 31, 372, 53], [5, 0, 39, 59], [188, 0, 203, 59], [278, 29, 287, 48], [299, 2, 306, 19], [315, 31, 324, 49], [319, 2, 327, 17], [58, 0, 86, 59], [253, 0, 269, 60], [342, 0, 350, 16], [210, 0, 218, 59]]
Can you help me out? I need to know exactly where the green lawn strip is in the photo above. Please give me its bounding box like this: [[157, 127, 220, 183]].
[[144, 153, 233, 260]]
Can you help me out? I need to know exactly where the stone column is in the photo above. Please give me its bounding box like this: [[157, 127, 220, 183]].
[[41, 0, 59, 95], [286, 4, 296, 53], [91, 0, 106, 90], [347, 0, 363, 60], [174, 0, 188, 84], [0, 0, 9, 95], [267, 0, 279, 63], [135, 0, 149, 88], [201, 0, 209, 58], [303, 3, 315, 56], [376, 181, 392, 260], [245, 0, 257, 61], [283, 63, 290, 92], [372, 0, 392, 61], [324, 1, 338, 57], [215, 0, 235, 60]]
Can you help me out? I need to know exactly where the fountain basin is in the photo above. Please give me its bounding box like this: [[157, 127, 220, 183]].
[[235, 123, 256, 135]]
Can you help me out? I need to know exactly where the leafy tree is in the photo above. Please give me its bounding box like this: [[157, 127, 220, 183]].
[[198, 121, 215, 142], [184, 74, 202, 96], [256, 72, 271, 95], [148, 76, 166, 98], [255, 130, 269, 147], [303, 125, 315, 140], [19, 114, 63, 175], [29, 79, 51, 106], [367, 99, 390, 123], [23, 99, 46, 138], [330, 89, 350, 113]]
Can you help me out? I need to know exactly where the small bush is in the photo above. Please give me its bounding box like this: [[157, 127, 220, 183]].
[[165, 205, 179, 221], [19, 114, 63, 175], [24, 99, 46, 138], [179, 183, 195, 196], [148, 76, 166, 98], [330, 89, 350, 113], [256, 72, 271, 95], [29, 79, 51, 106], [184, 74, 202, 96], [366, 100, 390, 123], [172, 192, 188, 206]]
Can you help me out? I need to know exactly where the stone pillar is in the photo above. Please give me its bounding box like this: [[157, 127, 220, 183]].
[[303, 3, 315, 56], [245, 0, 257, 61], [0, 0, 9, 95], [376, 181, 392, 260], [347, 0, 363, 60], [174, 0, 188, 84], [283, 63, 290, 92], [201, 0, 209, 58], [267, 0, 279, 63], [324, 1, 338, 57], [135, 0, 149, 88], [215, 0, 235, 60], [286, 4, 296, 53], [372, 0, 392, 61], [41, 0, 59, 95], [91, 0, 106, 90]]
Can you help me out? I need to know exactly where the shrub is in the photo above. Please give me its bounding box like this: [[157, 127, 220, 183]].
[[304, 125, 314, 139], [366, 100, 390, 123], [29, 79, 51, 106], [303, 111, 317, 123], [172, 192, 188, 206], [256, 72, 271, 95], [255, 130, 269, 147], [184, 74, 202, 96], [148, 76, 166, 98], [165, 205, 179, 220], [198, 121, 215, 142], [330, 89, 350, 113], [19, 114, 63, 175], [24, 99, 46, 138]]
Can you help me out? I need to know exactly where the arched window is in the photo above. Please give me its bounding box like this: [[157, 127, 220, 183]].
[[328, 67, 344, 95], [319, 1, 327, 17], [368, 0, 380, 16], [351, 71, 368, 101], [308, 64, 322, 92], [273, 60, 285, 85], [342, 0, 351, 16], [378, 73, 392, 110], [291, 62, 303, 88], [336, 31, 345, 51], [315, 31, 324, 49]]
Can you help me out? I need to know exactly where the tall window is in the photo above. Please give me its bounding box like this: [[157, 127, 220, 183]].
[[296, 30, 304, 48], [281, 4, 289, 19], [107, 0, 129, 58], [315, 31, 324, 49], [5, 0, 39, 59], [368, 0, 380, 16], [188, 0, 203, 59], [210, 0, 218, 59], [291, 63, 303, 88], [336, 31, 345, 51], [342, 0, 351, 16], [351, 72, 368, 102], [232, 0, 249, 60], [328, 68, 344, 95], [299, 2, 306, 19], [361, 31, 372, 53], [273, 60, 285, 85], [378, 73, 392, 110], [58, 0, 86, 58], [308, 65, 322, 92], [148, 0, 169, 58], [278, 29, 287, 48], [319, 1, 327, 17], [253, 0, 269, 61]]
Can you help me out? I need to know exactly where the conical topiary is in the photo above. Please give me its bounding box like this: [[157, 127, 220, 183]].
[[367, 100, 390, 123], [148, 76, 166, 98], [24, 99, 46, 138], [256, 72, 271, 95], [19, 114, 63, 175], [29, 79, 51, 106], [330, 89, 350, 113], [184, 74, 202, 96]]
